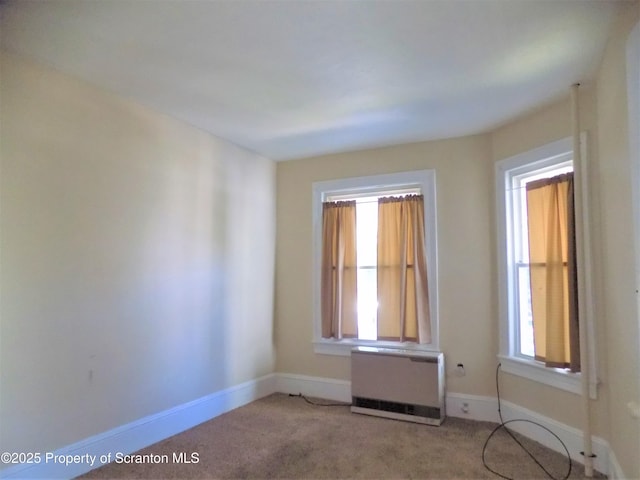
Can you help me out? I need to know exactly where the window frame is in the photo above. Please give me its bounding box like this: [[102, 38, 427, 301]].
[[511, 161, 574, 359], [312, 169, 439, 356], [495, 135, 598, 398]]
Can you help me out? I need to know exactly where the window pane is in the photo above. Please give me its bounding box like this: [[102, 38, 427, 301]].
[[356, 201, 378, 267], [357, 267, 377, 340], [517, 264, 535, 357], [356, 200, 378, 340], [518, 187, 530, 263], [513, 163, 572, 359]]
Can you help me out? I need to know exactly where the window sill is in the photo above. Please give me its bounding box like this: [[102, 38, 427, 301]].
[[313, 339, 439, 357], [498, 354, 598, 399]]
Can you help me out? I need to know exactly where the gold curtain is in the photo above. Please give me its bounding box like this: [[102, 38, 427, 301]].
[[320, 201, 358, 339], [526, 173, 580, 371], [377, 195, 431, 343]]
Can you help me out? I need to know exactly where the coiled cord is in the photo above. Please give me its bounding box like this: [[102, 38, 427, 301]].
[[481, 364, 572, 480]]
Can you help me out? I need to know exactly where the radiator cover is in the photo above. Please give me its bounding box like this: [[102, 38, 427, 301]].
[[350, 347, 445, 426]]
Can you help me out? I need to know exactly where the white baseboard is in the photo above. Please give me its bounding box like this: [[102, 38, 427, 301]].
[[0, 374, 276, 479], [607, 447, 625, 480], [275, 372, 351, 403], [0, 372, 619, 479], [498, 399, 609, 476], [445, 392, 500, 423], [445, 393, 609, 475]]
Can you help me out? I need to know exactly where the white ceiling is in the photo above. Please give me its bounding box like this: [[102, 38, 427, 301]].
[[0, 0, 625, 161]]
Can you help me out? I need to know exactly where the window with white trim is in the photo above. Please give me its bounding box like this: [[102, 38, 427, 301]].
[[312, 170, 438, 356], [496, 136, 598, 397], [510, 161, 574, 361]]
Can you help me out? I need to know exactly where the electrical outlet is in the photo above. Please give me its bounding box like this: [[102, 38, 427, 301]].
[[461, 402, 469, 413]]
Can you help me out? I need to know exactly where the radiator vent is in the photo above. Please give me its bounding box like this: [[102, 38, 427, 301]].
[[350, 347, 445, 426], [352, 396, 442, 419]]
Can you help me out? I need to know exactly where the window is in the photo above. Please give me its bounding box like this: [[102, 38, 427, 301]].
[[312, 170, 438, 356], [323, 189, 421, 341], [496, 136, 598, 397], [354, 195, 380, 341], [510, 162, 574, 361]]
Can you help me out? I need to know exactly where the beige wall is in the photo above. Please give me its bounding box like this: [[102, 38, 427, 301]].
[[276, 7, 640, 476], [275, 90, 611, 434], [489, 86, 610, 438], [595, 2, 639, 477], [275, 134, 499, 396], [0, 53, 276, 454], [490, 2, 640, 476], [491, 84, 609, 438], [2, 2, 638, 476]]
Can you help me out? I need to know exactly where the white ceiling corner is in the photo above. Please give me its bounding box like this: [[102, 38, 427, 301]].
[[0, 0, 625, 160]]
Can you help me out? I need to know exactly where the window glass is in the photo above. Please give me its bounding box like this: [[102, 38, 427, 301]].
[[313, 170, 438, 354], [325, 191, 420, 341], [355, 198, 378, 340], [511, 163, 573, 358]]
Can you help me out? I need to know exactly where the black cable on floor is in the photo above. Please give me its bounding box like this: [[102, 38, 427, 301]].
[[481, 363, 572, 480], [289, 393, 352, 407]]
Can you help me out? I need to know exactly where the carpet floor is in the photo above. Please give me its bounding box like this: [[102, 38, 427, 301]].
[[78, 393, 604, 479]]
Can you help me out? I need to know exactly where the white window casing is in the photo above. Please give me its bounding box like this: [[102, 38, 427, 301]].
[[495, 135, 598, 398], [312, 170, 439, 356]]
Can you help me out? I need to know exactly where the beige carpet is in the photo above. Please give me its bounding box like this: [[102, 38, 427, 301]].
[[79, 393, 604, 479]]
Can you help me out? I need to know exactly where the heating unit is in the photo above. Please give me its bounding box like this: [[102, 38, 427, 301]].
[[350, 347, 445, 426]]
